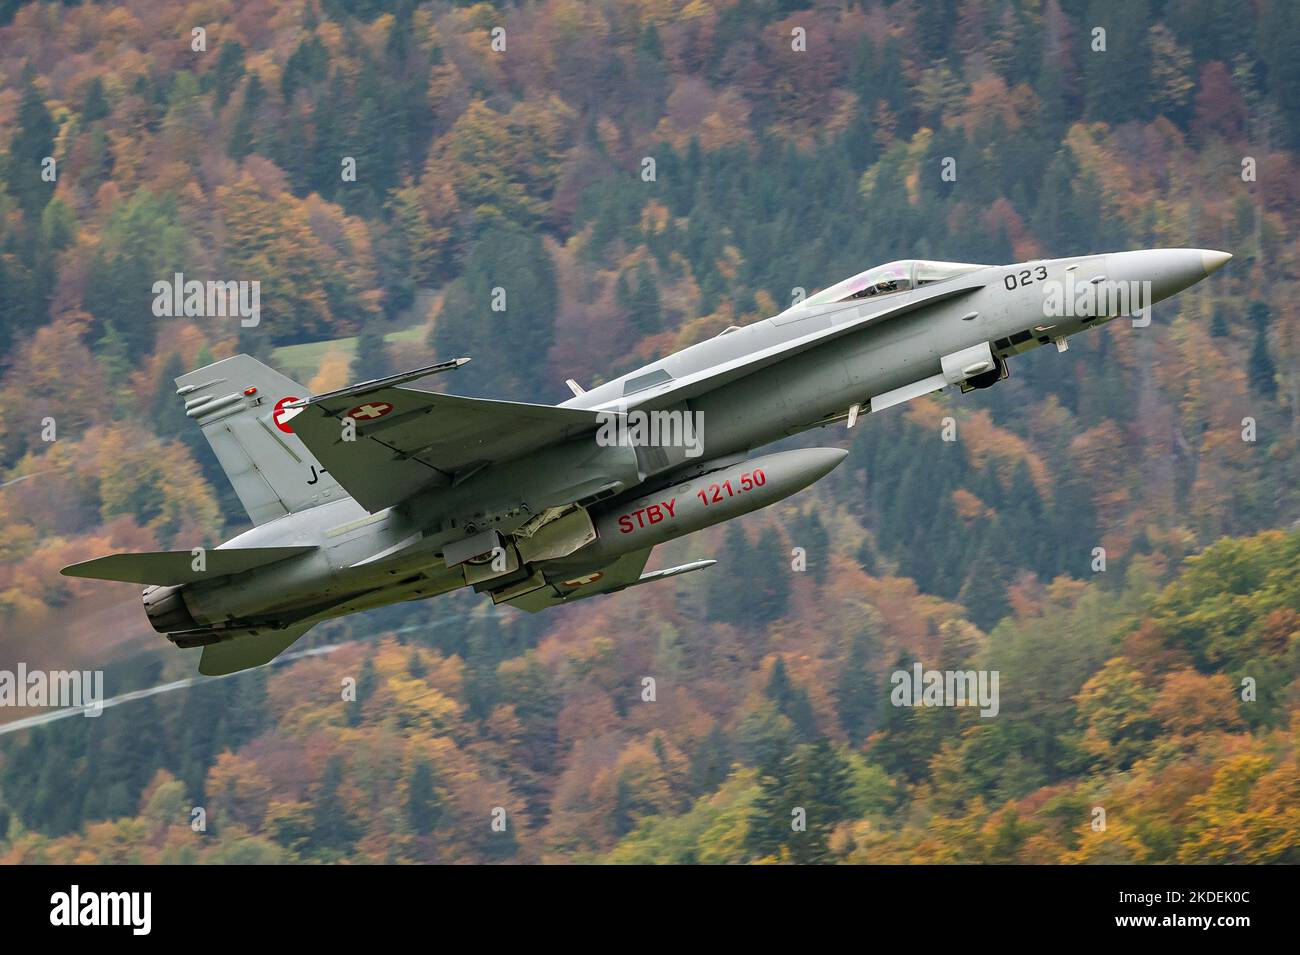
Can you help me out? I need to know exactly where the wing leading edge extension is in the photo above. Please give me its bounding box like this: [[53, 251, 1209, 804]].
[[592, 281, 984, 412]]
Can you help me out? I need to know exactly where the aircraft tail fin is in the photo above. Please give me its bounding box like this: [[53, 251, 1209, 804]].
[[175, 355, 346, 524]]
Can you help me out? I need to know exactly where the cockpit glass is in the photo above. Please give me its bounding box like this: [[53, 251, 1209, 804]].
[[795, 257, 987, 310], [804, 261, 913, 307], [913, 260, 987, 286], [795, 259, 990, 313]]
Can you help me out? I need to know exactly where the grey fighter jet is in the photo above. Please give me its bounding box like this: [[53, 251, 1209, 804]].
[[62, 248, 1230, 674]]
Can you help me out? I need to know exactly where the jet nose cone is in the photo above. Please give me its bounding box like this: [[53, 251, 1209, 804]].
[[1200, 249, 1232, 276], [1104, 248, 1228, 307]]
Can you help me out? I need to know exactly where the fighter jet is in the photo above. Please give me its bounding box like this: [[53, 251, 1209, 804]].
[[62, 248, 1230, 674]]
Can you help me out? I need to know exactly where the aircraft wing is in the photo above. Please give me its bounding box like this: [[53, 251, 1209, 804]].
[[503, 549, 656, 612], [288, 387, 617, 513], [504, 551, 715, 612]]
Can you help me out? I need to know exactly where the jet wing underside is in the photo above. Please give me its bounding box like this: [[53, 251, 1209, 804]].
[[289, 386, 616, 513], [504, 550, 715, 612], [503, 549, 656, 612]]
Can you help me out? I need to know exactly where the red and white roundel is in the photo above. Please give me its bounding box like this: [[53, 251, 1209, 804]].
[[273, 396, 302, 433], [347, 401, 394, 422]]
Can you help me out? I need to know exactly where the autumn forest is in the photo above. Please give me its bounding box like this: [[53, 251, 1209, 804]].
[[0, 0, 1298, 864]]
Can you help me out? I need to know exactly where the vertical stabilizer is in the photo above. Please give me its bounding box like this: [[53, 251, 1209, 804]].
[[176, 355, 346, 524]]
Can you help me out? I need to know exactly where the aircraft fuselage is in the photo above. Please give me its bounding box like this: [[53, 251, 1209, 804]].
[[84, 248, 1228, 669]]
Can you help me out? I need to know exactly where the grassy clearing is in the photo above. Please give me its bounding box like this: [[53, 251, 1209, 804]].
[[272, 324, 428, 380]]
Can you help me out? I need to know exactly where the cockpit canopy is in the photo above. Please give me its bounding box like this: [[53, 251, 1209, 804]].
[[801, 259, 989, 309]]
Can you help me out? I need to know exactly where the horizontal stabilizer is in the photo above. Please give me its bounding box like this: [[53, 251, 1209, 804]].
[[61, 546, 316, 585], [199, 622, 315, 676]]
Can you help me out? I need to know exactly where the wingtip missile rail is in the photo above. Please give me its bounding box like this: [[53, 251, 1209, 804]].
[[286, 356, 470, 409]]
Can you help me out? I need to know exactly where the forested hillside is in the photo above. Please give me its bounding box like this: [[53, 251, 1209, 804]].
[[1, 0, 1297, 863]]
